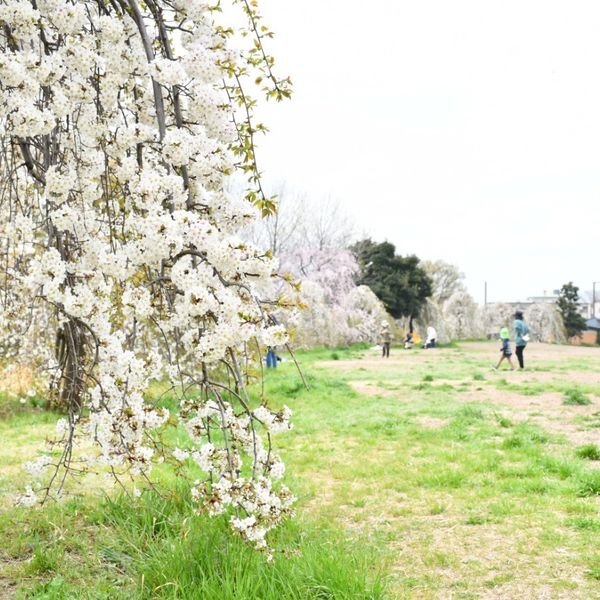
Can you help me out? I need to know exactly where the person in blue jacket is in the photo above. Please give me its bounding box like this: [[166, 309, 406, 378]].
[[266, 346, 278, 368], [514, 311, 529, 369]]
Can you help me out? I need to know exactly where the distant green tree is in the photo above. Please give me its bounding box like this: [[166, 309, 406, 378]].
[[557, 282, 587, 338], [351, 239, 432, 330]]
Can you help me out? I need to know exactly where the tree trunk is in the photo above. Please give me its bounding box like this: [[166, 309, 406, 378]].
[[53, 319, 86, 413]]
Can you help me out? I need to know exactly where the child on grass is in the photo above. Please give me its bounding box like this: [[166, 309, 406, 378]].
[[492, 327, 515, 371], [380, 321, 391, 358]]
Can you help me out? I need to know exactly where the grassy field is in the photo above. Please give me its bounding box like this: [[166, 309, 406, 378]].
[[2, 341, 600, 598]]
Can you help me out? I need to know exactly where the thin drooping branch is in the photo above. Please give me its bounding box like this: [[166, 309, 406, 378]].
[[123, 0, 167, 140]]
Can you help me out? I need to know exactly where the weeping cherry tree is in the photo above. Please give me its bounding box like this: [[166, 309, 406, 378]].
[[0, 0, 296, 553]]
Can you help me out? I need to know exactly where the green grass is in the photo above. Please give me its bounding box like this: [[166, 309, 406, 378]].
[[577, 472, 600, 497], [100, 490, 386, 600], [563, 388, 592, 406], [3, 340, 600, 597], [0, 484, 386, 599], [576, 444, 600, 461]]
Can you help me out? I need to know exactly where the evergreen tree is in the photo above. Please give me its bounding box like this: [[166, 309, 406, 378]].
[[557, 282, 587, 338], [352, 239, 432, 327]]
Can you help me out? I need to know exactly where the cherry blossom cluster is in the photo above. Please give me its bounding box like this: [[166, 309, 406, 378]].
[[278, 250, 390, 348], [415, 295, 566, 344], [0, 0, 293, 552]]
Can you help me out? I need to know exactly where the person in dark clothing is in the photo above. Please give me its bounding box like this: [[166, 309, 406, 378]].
[[381, 322, 391, 358], [514, 311, 529, 369]]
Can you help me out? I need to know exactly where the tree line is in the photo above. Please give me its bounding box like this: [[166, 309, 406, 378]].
[[249, 186, 591, 344]]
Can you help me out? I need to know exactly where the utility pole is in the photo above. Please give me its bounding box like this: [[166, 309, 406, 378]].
[[484, 281, 487, 306]]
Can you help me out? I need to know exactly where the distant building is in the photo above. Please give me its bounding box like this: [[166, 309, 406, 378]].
[[586, 317, 600, 331], [526, 294, 559, 304], [525, 290, 591, 319], [570, 317, 600, 345], [577, 301, 593, 319], [580, 291, 600, 320]]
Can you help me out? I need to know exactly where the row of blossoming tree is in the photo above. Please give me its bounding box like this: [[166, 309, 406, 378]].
[[0, 0, 299, 553], [245, 187, 391, 347], [247, 194, 565, 348], [416, 261, 566, 343]]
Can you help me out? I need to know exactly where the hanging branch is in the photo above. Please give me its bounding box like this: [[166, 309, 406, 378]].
[[0, 0, 296, 555]]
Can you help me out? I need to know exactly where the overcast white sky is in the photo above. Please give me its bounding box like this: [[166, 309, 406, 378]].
[[252, 0, 600, 303]]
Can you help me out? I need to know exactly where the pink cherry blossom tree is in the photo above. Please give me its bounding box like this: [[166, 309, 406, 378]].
[[246, 187, 390, 347]]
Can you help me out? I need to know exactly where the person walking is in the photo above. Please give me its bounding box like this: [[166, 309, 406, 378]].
[[514, 310, 529, 369], [381, 321, 392, 358], [492, 327, 515, 370]]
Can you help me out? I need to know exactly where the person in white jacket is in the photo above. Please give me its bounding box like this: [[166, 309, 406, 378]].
[[424, 326, 437, 349]]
